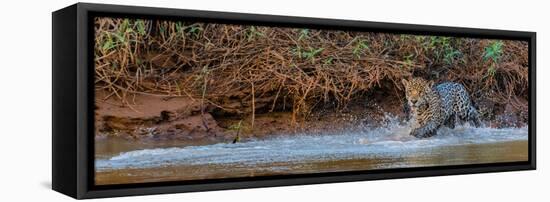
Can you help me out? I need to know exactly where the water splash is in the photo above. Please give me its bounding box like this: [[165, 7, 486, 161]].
[[96, 119, 528, 171]]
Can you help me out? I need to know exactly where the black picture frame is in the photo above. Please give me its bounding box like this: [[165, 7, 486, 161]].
[[52, 3, 536, 199]]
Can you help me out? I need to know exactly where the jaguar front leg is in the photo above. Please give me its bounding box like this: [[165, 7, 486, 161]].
[[410, 122, 439, 138], [444, 114, 456, 129]]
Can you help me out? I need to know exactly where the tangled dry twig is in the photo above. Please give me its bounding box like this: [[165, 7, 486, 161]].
[[94, 17, 529, 123]]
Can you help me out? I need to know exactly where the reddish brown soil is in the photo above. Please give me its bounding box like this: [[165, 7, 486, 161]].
[[95, 89, 527, 143], [95, 87, 406, 141], [95, 90, 225, 141]]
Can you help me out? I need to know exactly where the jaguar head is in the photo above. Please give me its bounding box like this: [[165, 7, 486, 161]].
[[402, 77, 434, 107]]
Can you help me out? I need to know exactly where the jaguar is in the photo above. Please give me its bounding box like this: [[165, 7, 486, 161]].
[[402, 77, 481, 138]]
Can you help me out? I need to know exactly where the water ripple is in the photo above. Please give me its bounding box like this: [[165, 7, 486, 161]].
[[96, 124, 528, 171]]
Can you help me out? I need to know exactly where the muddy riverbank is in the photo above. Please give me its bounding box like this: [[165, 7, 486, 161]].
[[95, 89, 528, 145]]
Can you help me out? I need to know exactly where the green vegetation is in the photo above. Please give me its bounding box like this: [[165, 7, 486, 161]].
[[352, 39, 369, 58], [293, 47, 324, 62], [246, 26, 264, 41], [484, 40, 504, 62], [298, 29, 309, 41], [483, 41, 504, 78]]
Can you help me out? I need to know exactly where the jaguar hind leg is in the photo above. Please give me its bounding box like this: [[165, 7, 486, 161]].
[[468, 106, 481, 127]]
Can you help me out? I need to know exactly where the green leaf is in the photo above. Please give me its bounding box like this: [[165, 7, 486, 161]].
[[101, 36, 116, 51], [483, 40, 504, 62], [112, 32, 125, 43], [175, 22, 183, 33], [324, 57, 333, 65], [298, 29, 309, 41], [136, 20, 146, 35], [352, 39, 369, 58], [102, 40, 113, 51]]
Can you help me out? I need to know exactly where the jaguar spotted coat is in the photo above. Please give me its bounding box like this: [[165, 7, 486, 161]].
[[402, 78, 481, 138]]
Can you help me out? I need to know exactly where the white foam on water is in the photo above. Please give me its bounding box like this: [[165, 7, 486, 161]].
[[95, 120, 528, 171]]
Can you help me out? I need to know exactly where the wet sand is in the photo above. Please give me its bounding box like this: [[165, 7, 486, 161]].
[[95, 140, 527, 185], [95, 136, 218, 159]]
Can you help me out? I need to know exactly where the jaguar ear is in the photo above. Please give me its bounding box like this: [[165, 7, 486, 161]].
[[401, 79, 409, 88], [427, 80, 434, 88]]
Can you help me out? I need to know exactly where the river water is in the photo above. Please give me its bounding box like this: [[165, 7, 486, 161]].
[[95, 123, 528, 185]]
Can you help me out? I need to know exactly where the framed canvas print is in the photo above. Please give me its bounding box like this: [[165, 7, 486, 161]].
[[52, 3, 536, 199]]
